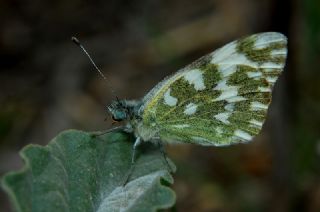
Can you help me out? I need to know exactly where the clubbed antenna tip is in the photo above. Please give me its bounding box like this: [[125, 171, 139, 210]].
[[71, 36, 80, 46], [71, 36, 107, 81]]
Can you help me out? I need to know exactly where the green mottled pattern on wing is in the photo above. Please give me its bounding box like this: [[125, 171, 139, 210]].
[[142, 32, 287, 146]]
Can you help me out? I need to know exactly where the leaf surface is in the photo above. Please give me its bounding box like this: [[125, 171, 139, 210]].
[[2, 130, 176, 212]]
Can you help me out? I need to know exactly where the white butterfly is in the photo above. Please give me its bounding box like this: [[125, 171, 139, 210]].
[[75, 32, 287, 170]]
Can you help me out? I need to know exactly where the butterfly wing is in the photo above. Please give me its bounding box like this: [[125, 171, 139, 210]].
[[141, 32, 287, 146]]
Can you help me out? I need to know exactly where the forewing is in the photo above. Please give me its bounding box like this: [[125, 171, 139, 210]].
[[142, 32, 287, 146]]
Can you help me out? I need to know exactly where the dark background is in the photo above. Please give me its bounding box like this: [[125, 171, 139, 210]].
[[1, 0, 319, 211]]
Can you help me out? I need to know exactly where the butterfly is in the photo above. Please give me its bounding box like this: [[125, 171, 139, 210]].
[[73, 32, 287, 168]]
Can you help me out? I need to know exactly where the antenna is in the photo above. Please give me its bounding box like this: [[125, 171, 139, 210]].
[[71, 36, 116, 96]]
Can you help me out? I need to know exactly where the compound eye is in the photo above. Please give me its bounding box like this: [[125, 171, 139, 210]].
[[111, 115, 122, 122]]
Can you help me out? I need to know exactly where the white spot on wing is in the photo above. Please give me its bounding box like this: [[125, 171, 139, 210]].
[[213, 79, 239, 101], [266, 76, 277, 83], [249, 119, 263, 128], [184, 69, 206, 90], [211, 41, 259, 68], [234, 130, 252, 141], [191, 136, 213, 146], [224, 103, 234, 112], [172, 124, 190, 129], [218, 64, 237, 77], [263, 68, 280, 73], [214, 112, 231, 124], [251, 101, 268, 111], [234, 129, 252, 141], [214, 79, 228, 90], [213, 52, 259, 68], [272, 49, 287, 55], [258, 86, 271, 92], [184, 103, 198, 115], [215, 88, 238, 101], [254, 32, 287, 49], [164, 88, 177, 106], [247, 71, 262, 78], [226, 96, 247, 103], [211, 42, 237, 64]]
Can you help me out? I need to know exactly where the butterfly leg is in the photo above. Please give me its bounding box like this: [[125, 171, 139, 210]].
[[131, 137, 142, 163], [156, 141, 174, 173], [90, 126, 131, 137], [123, 137, 142, 186]]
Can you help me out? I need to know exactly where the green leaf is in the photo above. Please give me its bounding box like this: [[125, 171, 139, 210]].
[[1, 130, 176, 212]]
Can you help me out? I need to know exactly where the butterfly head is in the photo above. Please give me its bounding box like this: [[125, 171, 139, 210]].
[[107, 99, 128, 122]]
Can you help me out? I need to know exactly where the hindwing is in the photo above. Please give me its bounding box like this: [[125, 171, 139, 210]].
[[141, 32, 287, 146]]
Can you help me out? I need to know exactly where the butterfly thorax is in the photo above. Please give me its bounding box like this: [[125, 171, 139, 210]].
[[107, 99, 159, 141]]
